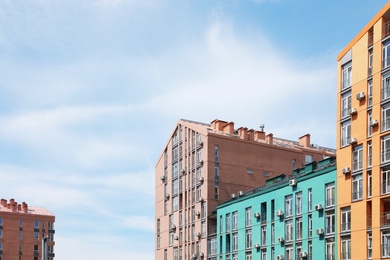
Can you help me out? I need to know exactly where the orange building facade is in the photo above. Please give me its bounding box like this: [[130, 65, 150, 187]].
[[0, 198, 55, 260], [336, 2, 390, 259], [155, 119, 335, 260]]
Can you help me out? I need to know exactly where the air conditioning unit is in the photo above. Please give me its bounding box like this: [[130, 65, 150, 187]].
[[289, 179, 297, 186], [196, 232, 201, 237], [165, 194, 170, 200], [174, 235, 178, 240], [316, 228, 324, 235], [199, 160, 204, 165], [181, 169, 186, 174], [196, 211, 200, 217], [349, 107, 357, 115], [199, 197, 204, 202], [160, 175, 165, 180], [198, 176, 204, 182], [192, 253, 197, 258], [276, 210, 283, 217], [356, 92, 365, 100], [370, 119, 378, 127], [277, 255, 284, 260], [238, 191, 244, 196], [170, 224, 176, 231], [278, 237, 284, 243], [315, 204, 323, 211], [300, 251, 307, 258], [342, 167, 351, 174], [230, 193, 237, 199], [198, 252, 204, 257], [198, 141, 203, 147], [254, 243, 260, 249], [254, 212, 260, 218], [387, 213, 390, 220], [350, 137, 357, 144]]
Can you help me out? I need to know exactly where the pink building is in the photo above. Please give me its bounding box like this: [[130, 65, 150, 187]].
[[0, 198, 55, 260], [155, 119, 335, 260]]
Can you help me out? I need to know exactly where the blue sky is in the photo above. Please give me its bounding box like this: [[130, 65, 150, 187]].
[[0, 0, 388, 259]]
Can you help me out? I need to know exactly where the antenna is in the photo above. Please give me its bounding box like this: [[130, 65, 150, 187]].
[[259, 124, 265, 132]]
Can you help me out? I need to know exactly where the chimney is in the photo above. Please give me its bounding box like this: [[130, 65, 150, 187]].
[[237, 127, 248, 140], [247, 129, 255, 141], [22, 202, 28, 213], [299, 134, 311, 148], [223, 121, 235, 134], [267, 133, 273, 145], [210, 119, 228, 131], [255, 130, 266, 140]]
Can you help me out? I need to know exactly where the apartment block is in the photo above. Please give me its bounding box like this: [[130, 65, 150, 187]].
[[215, 156, 336, 260], [336, 2, 390, 260], [155, 119, 335, 260], [0, 198, 55, 260]]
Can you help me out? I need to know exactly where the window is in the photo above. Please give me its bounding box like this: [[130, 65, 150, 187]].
[[157, 235, 160, 249], [285, 195, 293, 217], [305, 155, 313, 164], [368, 111, 373, 137], [232, 211, 238, 230], [164, 249, 167, 260], [245, 207, 252, 227], [208, 237, 217, 256], [201, 221, 206, 237], [262, 250, 267, 260], [34, 231, 39, 239], [342, 62, 352, 90], [341, 238, 351, 260], [383, 73, 390, 101], [261, 226, 267, 246], [173, 247, 178, 260], [368, 233, 372, 259], [341, 120, 351, 147], [353, 145, 363, 171], [341, 91, 352, 118], [245, 229, 252, 249], [326, 213, 335, 234], [326, 183, 335, 207], [368, 48, 373, 76], [384, 135, 390, 164], [352, 174, 363, 201], [219, 215, 223, 233], [285, 245, 293, 260], [308, 214, 312, 238], [384, 40, 390, 69], [172, 179, 178, 196], [341, 207, 351, 232], [383, 232, 390, 258], [285, 219, 293, 242], [201, 203, 206, 219], [19, 230, 22, 239], [172, 163, 178, 179], [368, 141, 372, 167], [326, 240, 335, 260], [232, 232, 238, 251], [382, 170, 390, 194], [308, 189, 312, 211], [296, 192, 302, 215], [368, 171, 372, 198], [384, 104, 390, 132], [246, 252, 252, 260], [296, 217, 302, 240], [226, 213, 231, 232], [368, 80, 373, 106]]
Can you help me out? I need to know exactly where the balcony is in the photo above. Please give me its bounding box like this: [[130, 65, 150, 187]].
[[209, 225, 217, 235], [381, 212, 390, 226]]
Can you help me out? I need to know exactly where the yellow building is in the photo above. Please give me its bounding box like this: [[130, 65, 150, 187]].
[[337, 2, 390, 260]]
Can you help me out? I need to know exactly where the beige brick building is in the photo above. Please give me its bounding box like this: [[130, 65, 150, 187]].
[[155, 119, 335, 260]]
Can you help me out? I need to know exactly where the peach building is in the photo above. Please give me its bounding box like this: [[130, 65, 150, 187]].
[[336, 2, 390, 259], [155, 119, 335, 260], [0, 198, 55, 260]]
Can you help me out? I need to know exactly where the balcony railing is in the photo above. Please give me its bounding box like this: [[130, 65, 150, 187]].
[[382, 244, 390, 258], [381, 212, 390, 226], [382, 150, 390, 164], [209, 225, 217, 235], [382, 181, 390, 195]]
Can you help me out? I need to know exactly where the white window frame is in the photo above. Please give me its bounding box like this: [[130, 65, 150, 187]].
[[352, 174, 363, 201], [232, 211, 238, 231], [383, 104, 390, 132], [246, 207, 252, 227], [326, 213, 335, 234], [342, 63, 352, 90], [341, 120, 351, 147], [326, 183, 335, 207], [353, 145, 363, 171], [341, 238, 351, 260], [296, 192, 302, 215], [383, 74, 390, 101], [341, 208, 351, 232], [383, 170, 390, 195], [285, 195, 293, 217], [382, 135, 390, 163], [341, 92, 352, 118]]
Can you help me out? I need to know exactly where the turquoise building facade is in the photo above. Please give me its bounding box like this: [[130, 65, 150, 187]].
[[213, 157, 337, 260]]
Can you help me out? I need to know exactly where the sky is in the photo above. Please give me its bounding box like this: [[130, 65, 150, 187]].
[[0, 0, 388, 259]]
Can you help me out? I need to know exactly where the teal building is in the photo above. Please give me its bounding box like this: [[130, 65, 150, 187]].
[[212, 157, 337, 260]]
